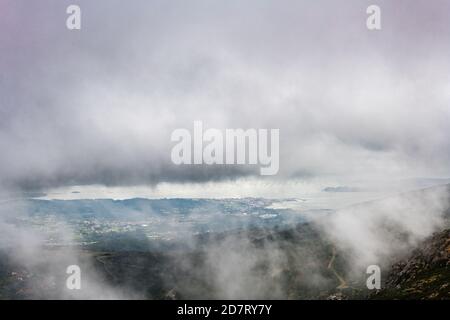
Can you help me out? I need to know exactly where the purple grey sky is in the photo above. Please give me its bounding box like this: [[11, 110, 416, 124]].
[[0, 0, 449, 192]]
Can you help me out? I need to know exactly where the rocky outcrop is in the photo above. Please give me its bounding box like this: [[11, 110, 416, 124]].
[[373, 229, 450, 299]]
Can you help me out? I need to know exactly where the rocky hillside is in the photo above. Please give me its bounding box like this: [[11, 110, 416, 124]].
[[372, 229, 450, 299]]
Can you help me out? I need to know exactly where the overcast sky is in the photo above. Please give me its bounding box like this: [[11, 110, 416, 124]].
[[1, 0, 449, 195]]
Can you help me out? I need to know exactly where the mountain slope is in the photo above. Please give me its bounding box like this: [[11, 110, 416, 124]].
[[372, 229, 450, 299]]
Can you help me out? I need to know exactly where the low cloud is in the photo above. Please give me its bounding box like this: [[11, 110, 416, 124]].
[[1, 0, 450, 191]]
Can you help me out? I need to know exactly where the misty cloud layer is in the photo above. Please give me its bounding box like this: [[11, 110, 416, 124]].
[[1, 0, 449, 192], [0, 198, 140, 299]]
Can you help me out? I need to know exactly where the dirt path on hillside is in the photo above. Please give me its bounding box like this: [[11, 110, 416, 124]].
[[328, 246, 348, 289]]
